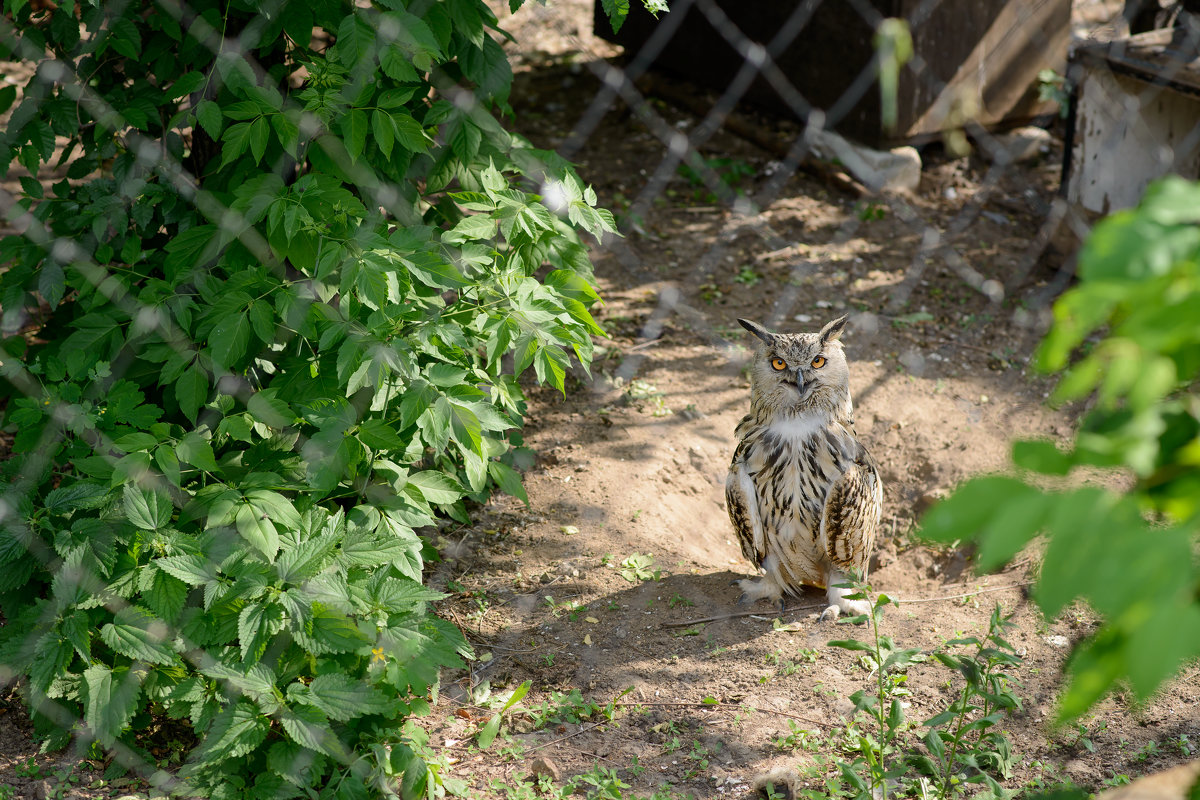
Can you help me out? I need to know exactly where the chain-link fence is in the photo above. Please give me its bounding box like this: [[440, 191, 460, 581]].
[[1, 0, 1198, 795]]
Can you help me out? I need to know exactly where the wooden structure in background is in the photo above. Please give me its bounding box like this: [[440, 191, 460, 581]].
[[594, 0, 1070, 148], [1066, 29, 1200, 214]]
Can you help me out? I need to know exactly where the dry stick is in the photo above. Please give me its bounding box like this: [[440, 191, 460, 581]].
[[626, 338, 664, 352], [664, 582, 1032, 628], [662, 603, 822, 627], [900, 582, 1033, 604], [527, 721, 610, 752], [617, 700, 826, 728]]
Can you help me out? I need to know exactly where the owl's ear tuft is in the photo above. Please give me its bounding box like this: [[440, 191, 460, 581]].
[[738, 318, 775, 346], [819, 315, 849, 344]]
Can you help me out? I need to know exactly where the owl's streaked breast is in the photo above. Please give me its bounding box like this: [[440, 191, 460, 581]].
[[740, 417, 850, 584]]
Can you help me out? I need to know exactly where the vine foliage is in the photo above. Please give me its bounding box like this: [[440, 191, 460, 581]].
[[0, 0, 623, 795]]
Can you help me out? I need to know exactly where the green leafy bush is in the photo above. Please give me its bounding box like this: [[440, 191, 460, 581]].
[[922, 176, 1200, 720], [0, 0, 618, 795]]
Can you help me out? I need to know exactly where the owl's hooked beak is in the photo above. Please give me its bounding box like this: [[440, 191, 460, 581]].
[[794, 371, 814, 401]]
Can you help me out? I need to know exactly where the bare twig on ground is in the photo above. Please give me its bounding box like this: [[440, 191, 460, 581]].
[[664, 582, 1032, 627], [662, 603, 823, 627], [900, 582, 1034, 604], [616, 700, 826, 728]]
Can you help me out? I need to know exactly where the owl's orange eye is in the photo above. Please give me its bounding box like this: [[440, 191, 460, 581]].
[[811, 356, 826, 369], [770, 357, 787, 371]]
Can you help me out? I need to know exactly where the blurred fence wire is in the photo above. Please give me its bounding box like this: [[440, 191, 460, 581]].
[[2, 0, 1200, 793]]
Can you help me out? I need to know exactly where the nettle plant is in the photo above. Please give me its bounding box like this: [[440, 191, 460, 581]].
[[0, 0, 631, 796]]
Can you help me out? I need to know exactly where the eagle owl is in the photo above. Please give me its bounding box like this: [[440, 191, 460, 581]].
[[726, 315, 882, 620]]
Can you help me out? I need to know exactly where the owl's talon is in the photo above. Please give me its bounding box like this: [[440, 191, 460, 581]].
[[818, 605, 840, 623]]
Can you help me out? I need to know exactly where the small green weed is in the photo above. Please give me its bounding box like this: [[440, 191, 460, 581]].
[[699, 282, 723, 304], [813, 579, 1024, 800], [619, 553, 662, 582], [734, 265, 761, 286], [856, 202, 888, 221], [774, 721, 821, 753], [544, 595, 588, 620], [570, 766, 630, 800]]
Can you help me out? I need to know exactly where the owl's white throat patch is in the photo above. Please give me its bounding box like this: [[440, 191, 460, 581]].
[[768, 414, 826, 442]]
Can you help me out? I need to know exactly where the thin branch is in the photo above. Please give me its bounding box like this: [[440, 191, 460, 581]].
[[662, 603, 823, 628], [615, 700, 826, 728], [527, 721, 610, 752], [663, 582, 1031, 628], [900, 582, 1033, 604]]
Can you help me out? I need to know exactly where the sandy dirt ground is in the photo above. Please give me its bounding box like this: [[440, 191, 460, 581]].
[[2, 0, 1198, 798]]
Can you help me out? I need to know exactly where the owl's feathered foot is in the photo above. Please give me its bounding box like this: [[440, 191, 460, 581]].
[[818, 571, 871, 622], [731, 577, 787, 612]]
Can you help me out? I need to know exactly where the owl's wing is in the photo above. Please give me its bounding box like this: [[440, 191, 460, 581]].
[[821, 442, 882, 575], [726, 440, 765, 564]]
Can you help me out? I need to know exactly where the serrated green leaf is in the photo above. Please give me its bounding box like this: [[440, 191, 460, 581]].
[[236, 502, 280, 562], [304, 673, 387, 722], [488, 461, 527, 505], [249, 116, 269, 164], [122, 484, 172, 530], [144, 568, 188, 623], [156, 554, 218, 587], [209, 310, 251, 368], [101, 605, 177, 664], [221, 121, 253, 168], [402, 251, 468, 288], [196, 98, 223, 139], [275, 531, 339, 584], [194, 700, 270, 761], [44, 481, 110, 514], [391, 111, 429, 153], [448, 402, 482, 455], [534, 345, 569, 394], [83, 664, 142, 743], [176, 430, 219, 472], [175, 365, 208, 424], [301, 606, 369, 654], [358, 418, 405, 451], [404, 470, 464, 504], [344, 108, 368, 162], [339, 529, 418, 569], [239, 601, 284, 664], [199, 661, 279, 705], [371, 109, 394, 159], [279, 703, 343, 757], [247, 389, 295, 429], [245, 489, 303, 531]]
